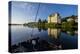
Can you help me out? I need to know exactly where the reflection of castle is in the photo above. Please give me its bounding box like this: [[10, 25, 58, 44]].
[[48, 28, 61, 39], [48, 13, 61, 24]]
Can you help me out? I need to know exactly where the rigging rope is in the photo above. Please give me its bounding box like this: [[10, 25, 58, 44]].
[[31, 3, 40, 37]]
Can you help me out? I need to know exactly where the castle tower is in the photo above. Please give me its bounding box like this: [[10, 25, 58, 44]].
[[48, 13, 61, 24]]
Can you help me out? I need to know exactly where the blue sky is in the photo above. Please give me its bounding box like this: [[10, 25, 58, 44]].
[[10, 1, 78, 24]]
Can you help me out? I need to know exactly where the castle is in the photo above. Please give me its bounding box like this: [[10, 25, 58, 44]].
[[48, 13, 61, 24]]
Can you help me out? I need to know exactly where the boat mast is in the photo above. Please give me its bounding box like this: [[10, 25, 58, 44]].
[[31, 3, 40, 37]]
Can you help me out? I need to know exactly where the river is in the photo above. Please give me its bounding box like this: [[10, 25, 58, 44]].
[[9, 25, 78, 52]]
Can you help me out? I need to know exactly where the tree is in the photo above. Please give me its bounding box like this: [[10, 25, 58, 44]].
[[44, 19, 47, 23], [38, 18, 42, 24]]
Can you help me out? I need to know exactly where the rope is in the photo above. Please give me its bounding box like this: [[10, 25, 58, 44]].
[[31, 3, 40, 37]]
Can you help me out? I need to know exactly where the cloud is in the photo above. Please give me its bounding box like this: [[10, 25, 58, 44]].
[[12, 2, 30, 9], [11, 2, 40, 24]]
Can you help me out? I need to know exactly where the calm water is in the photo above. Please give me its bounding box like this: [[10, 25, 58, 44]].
[[10, 25, 78, 52]]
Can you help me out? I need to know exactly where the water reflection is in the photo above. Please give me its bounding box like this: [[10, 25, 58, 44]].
[[48, 28, 61, 39], [38, 26, 47, 32], [10, 25, 78, 53], [62, 28, 78, 36]]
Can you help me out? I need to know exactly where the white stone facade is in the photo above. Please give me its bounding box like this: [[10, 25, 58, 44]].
[[48, 13, 61, 24]]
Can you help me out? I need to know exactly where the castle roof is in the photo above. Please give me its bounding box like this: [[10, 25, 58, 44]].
[[49, 13, 60, 17]]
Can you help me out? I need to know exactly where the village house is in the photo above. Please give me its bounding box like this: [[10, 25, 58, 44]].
[[48, 13, 61, 24], [67, 17, 74, 22], [67, 16, 78, 23]]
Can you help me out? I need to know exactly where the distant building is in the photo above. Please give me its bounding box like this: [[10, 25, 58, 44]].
[[74, 16, 78, 23], [48, 13, 61, 24], [67, 17, 74, 22], [67, 16, 78, 23]]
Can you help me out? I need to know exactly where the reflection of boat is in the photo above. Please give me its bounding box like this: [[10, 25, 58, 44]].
[[11, 37, 62, 53], [48, 28, 61, 39]]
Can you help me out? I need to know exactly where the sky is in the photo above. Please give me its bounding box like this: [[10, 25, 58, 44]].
[[9, 1, 78, 24]]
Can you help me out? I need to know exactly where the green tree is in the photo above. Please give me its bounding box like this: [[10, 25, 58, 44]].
[[38, 18, 42, 24]]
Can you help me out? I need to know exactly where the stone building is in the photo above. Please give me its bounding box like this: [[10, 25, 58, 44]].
[[48, 13, 61, 24], [67, 16, 78, 23]]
